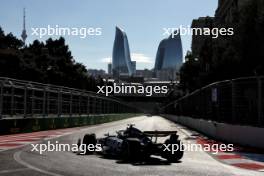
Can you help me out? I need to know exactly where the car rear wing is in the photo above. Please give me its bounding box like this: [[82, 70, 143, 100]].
[[143, 131, 178, 137]]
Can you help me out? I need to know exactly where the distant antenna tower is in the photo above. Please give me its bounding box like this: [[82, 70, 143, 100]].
[[21, 8, 27, 45]]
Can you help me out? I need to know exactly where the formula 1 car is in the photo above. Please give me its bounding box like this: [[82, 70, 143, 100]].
[[78, 124, 184, 162]]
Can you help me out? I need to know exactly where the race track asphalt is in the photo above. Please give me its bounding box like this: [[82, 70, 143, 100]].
[[0, 115, 263, 176]]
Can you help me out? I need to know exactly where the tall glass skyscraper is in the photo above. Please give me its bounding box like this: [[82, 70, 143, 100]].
[[154, 30, 183, 80], [154, 31, 183, 71], [112, 26, 135, 78]]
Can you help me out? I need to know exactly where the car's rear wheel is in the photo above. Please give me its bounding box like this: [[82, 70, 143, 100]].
[[162, 134, 184, 162], [82, 133, 97, 154]]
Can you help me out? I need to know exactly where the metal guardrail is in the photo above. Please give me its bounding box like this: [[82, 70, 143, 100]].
[[0, 77, 139, 119], [162, 76, 264, 127]]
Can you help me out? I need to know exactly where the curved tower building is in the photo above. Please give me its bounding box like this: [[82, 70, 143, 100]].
[[112, 26, 135, 78], [154, 30, 183, 80]]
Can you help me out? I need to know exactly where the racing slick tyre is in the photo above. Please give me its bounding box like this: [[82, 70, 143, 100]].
[[162, 134, 184, 162], [122, 138, 141, 161], [82, 133, 97, 154]]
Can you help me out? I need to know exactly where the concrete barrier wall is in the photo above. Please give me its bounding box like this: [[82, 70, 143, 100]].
[[163, 114, 264, 149], [0, 114, 140, 135]]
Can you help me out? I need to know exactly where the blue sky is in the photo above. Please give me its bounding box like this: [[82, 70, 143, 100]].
[[0, 0, 217, 71]]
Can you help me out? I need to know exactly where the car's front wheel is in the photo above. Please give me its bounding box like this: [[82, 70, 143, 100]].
[[162, 134, 184, 162]]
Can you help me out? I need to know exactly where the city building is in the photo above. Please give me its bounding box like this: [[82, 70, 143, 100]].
[[155, 69, 180, 81], [190, 0, 262, 76], [135, 69, 154, 79], [131, 61, 136, 75], [108, 63, 112, 75], [191, 17, 214, 59], [154, 31, 183, 81], [215, 0, 251, 23], [87, 69, 106, 77], [112, 26, 136, 79]]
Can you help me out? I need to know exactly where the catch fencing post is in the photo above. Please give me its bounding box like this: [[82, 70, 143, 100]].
[[23, 85, 28, 118], [93, 97, 97, 114], [106, 100, 108, 114], [70, 91, 73, 117], [87, 96, 90, 116], [57, 88, 62, 117], [31, 87, 35, 117], [79, 92, 82, 116], [0, 81, 3, 119], [99, 98, 102, 114], [258, 77, 263, 126], [46, 88, 50, 116], [42, 87, 47, 117], [231, 80, 237, 123], [11, 84, 14, 117]]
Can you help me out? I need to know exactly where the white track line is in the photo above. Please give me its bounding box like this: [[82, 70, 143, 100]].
[[0, 168, 30, 174], [14, 151, 64, 176]]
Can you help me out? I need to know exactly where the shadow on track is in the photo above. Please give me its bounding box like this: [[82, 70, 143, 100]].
[[99, 155, 182, 166]]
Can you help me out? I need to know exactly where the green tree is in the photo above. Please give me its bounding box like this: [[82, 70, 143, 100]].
[[0, 27, 100, 91], [180, 51, 201, 92]]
